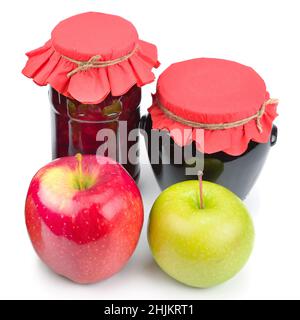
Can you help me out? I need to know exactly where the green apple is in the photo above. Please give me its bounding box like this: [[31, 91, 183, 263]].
[[148, 180, 255, 288]]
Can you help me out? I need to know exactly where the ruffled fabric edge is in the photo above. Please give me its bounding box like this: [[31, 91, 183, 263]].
[[22, 39, 160, 104], [148, 94, 278, 156]]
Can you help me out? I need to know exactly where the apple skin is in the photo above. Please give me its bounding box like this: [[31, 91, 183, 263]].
[[148, 180, 254, 288], [25, 155, 144, 284]]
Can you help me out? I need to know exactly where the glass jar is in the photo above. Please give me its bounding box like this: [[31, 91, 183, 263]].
[[141, 114, 278, 199], [50, 85, 142, 181], [145, 58, 279, 199], [22, 12, 159, 182]]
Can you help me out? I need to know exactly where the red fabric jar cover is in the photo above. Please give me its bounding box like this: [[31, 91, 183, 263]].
[[148, 58, 279, 156], [22, 12, 159, 104]]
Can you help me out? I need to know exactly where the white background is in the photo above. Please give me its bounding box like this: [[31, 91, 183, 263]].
[[0, 0, 299, 300]]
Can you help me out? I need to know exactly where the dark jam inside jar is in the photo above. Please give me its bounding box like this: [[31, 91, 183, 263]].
[[143, 114, 277, 199], [50, 85, 141, 181]]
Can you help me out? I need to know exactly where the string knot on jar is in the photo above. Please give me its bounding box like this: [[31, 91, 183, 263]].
[[63, 45, 139, 78]]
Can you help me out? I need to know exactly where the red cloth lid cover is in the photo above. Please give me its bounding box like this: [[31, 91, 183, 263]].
[[22, 12, 159, 104], [149, 58, 278, 155]]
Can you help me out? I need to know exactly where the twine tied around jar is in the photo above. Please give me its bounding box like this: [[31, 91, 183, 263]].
[[62, 45, 139, 78], [156, 98, 279, 133]]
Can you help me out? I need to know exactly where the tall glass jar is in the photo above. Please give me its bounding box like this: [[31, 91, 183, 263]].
[[50, 85, 141, 181], [22, 12, 159, 182]]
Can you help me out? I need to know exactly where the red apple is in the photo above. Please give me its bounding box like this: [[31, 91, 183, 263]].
[[25, 155, 144, 284]]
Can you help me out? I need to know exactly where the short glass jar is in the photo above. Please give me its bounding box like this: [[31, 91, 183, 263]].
[[50, 85, 141, 180], [145, 58, 279, 199]]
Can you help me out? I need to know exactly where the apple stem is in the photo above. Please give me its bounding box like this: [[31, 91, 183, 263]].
[[76, 153, 84, 190], [198, 170, 204, 209]]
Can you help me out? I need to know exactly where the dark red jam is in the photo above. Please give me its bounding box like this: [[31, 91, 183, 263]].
[[50, 85, 141, 181]]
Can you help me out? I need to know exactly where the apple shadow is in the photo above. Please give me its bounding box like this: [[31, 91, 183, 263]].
[[35, 251, 252, 299], [36, 258, 131, 290], [35, 248, 155, 289], [36, 259, 75, 285], [140, 255, 204, 291]]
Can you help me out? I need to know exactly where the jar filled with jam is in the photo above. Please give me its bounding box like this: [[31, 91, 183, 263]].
[[142, 58, 279, 199], [50, 85, 141, 179], [22, 12, 159, 181]]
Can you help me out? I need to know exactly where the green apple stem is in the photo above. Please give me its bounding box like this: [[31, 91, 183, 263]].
[[76, 153, 84, 191], [198, 170, 204, 209]]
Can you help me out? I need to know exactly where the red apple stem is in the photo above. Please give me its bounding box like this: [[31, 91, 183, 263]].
[[198, 170, 204, 209], [76, 153, 84, 190]]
